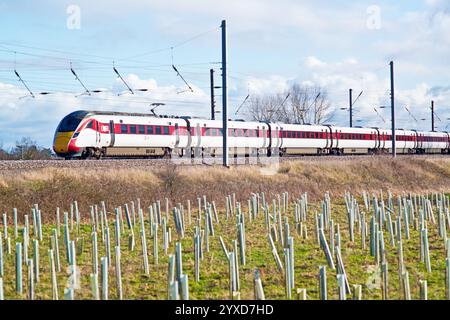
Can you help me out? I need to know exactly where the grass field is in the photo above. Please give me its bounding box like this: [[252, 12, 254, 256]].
[[0, 193, 448, 300], [0, 157, 449, 300], [1, 156, 450, 216]]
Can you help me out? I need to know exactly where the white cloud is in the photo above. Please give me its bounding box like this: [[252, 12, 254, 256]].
[[241, 55, 450, 131], [2, 0, 450, 148], [246, 75, 291, 96], [0, 74, 210, 149], [305, 56, 327, 69]]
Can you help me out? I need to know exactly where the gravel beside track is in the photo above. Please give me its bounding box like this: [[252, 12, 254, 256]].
[[0, 154, 448, 171]]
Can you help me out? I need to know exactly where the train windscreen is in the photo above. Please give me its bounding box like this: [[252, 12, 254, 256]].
[[56, 111, 89, 132]]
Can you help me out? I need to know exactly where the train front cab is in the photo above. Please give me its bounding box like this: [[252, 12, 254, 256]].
[[53, 110, 89, 157]]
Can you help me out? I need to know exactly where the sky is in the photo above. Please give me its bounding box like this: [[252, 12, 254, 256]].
[[0, 0, 450, 149]]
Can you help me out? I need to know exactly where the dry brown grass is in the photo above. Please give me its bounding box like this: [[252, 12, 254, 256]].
[[1, 156, 450, 219]]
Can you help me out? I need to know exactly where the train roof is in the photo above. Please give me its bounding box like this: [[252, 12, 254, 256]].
[[85, 110, 178, 118], [71, 111, 450, 135]]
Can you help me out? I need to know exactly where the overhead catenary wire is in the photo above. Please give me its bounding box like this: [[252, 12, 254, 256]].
[[172, 65, 194, 94], [70, 62, 93, 96], [113, 63, 149, 96], [234, 94, 250, 116], [119, 27, 220, 62], [404, 106, 418, 122], [14, 70, 35, 98], [0, 32, 438, 133], [373, 108, 387, 124]]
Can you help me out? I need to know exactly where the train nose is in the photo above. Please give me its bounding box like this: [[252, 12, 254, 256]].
[[53, 132, 75, 154]]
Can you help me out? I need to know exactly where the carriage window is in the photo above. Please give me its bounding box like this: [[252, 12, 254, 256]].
[[121, 124, 128, 134], [129, 125, 136, 134], [86, 121, 94, 129], [138, 125, 145, 134], [155, 126, 161, 135], [147, 126, 153, 134]]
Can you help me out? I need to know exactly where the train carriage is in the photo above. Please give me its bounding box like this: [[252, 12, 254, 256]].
[[394, 129, 416, 154], [53, 110, 450, 159], [185, 118, 270, 158], [418, 131, 449, 153], [330, 126, 378, 155], [278, 124, 329, 155]]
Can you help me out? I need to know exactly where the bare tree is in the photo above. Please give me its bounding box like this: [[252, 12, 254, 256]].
[[308, 86, 334, 124], [245, 94, 284, 122], [287, 84, 310, 124], [245, 84, 334, 125], [11, 137, 53, 160]]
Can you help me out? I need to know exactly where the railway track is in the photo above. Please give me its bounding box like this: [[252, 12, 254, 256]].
[[0, 154, 448, 171]]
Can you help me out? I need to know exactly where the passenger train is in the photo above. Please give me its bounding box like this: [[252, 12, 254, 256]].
[[53, 110, 450, 159]]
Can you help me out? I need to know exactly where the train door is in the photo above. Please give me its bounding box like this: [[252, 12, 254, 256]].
[[279, 127, 284, 148], [183, 118, 191, 157], [272, 126, 281, 156], [374, 129, 380, 150], [413, 131, 418, 150], [324, 125, 333, 150], [272, 126, 280, 150], [107, 120, 114, 147], [92, 120, 100, 147], [262, 126, 268, 149], [266, 123, 272, 157], [335, 129, 340, 148], [174, 123, 180, 148], [195, 123, 202, 158]]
